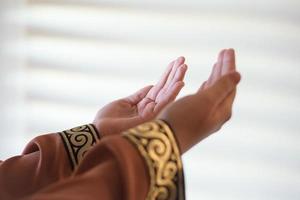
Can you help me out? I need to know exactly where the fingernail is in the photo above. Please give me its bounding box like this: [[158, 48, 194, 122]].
[[224, 49, 235, 60], [177, 56, 185, 63], [226, 48, 235, 56], [180, 64, 187, 71]]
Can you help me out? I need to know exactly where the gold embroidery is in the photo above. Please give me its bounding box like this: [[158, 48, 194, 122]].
[[123, 120, 185, 200], [59, 124, 100, 169]]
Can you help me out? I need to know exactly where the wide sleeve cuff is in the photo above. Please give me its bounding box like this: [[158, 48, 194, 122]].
[[123, 120, 185, 200], [59, 124, 101, 170]]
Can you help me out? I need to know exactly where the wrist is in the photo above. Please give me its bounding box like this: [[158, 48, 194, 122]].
[[93, 119, 105, 137], [157, 114, 191, 154]]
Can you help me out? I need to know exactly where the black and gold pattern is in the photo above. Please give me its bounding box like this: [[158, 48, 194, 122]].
[[123, 120, 185, 200], [59, 124, 100, 169]]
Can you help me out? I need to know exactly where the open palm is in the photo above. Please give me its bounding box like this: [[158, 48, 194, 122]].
[[94, 57, 187, 136]]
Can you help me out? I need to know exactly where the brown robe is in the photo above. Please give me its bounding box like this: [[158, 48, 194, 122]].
[[0, 120, 185, 200]]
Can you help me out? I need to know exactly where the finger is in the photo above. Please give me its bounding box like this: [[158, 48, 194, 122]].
[[154, 81, 185, 113], [205, 63, 217, 88], [166, 64, 187, 94], [215, 89, 237, 123], [171, 64, 188, 86], [206, 49, 226, 88], [215, 49, 226, 80], [149, 59, 176, 99], [225, 89, 236, 113], [142, 101, 156, 119], [163, 56, 185, 90], [199, 81, 207, 91], [137, 97, 153, 114], [222, 48, 236, 75], [126, 85, 153, 104], [206, 72, 241, 105], [117, 117, 144, 133]]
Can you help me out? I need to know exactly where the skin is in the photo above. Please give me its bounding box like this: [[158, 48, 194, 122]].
[[94, 49, 241, 154], [93, 56, 188, 136], [158, 49, 241, 153]]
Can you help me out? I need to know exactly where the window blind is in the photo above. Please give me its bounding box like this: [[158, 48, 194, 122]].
[[1, 0, 300, 199]]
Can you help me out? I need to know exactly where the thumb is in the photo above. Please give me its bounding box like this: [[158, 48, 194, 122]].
[[125, 85, 153, 104], [206, 71, 241, 104], [114, 117, 144, 134]]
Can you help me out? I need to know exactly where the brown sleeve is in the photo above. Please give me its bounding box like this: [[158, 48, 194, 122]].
[[0, 124, 101, 200], [25, 120, 185, 200]]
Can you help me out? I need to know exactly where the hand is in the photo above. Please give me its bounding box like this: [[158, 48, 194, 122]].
[[93, 57, 187, 136], [158, 49, 241, 153]]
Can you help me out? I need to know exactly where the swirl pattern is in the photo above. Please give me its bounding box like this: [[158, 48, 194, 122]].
[[123, 120, 185, 200], [59, 124, 100, 169]]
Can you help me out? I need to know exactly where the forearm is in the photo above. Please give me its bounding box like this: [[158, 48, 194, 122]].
[[25, 120, 185, 200], [0, 124, 101, 199]]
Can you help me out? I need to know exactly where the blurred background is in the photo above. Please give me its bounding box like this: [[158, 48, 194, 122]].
[[0, 0, 299, 199]]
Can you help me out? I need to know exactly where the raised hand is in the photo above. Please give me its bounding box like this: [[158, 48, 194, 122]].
[[93, 57, 187, 136], [158, 49, 241, 153]]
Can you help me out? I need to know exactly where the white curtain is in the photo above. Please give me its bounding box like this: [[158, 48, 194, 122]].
[[1, 0, 300, 199]]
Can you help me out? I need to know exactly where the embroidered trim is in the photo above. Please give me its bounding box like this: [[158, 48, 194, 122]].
[[123, 120, 185, 200], [59, 124, 100, 169]]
